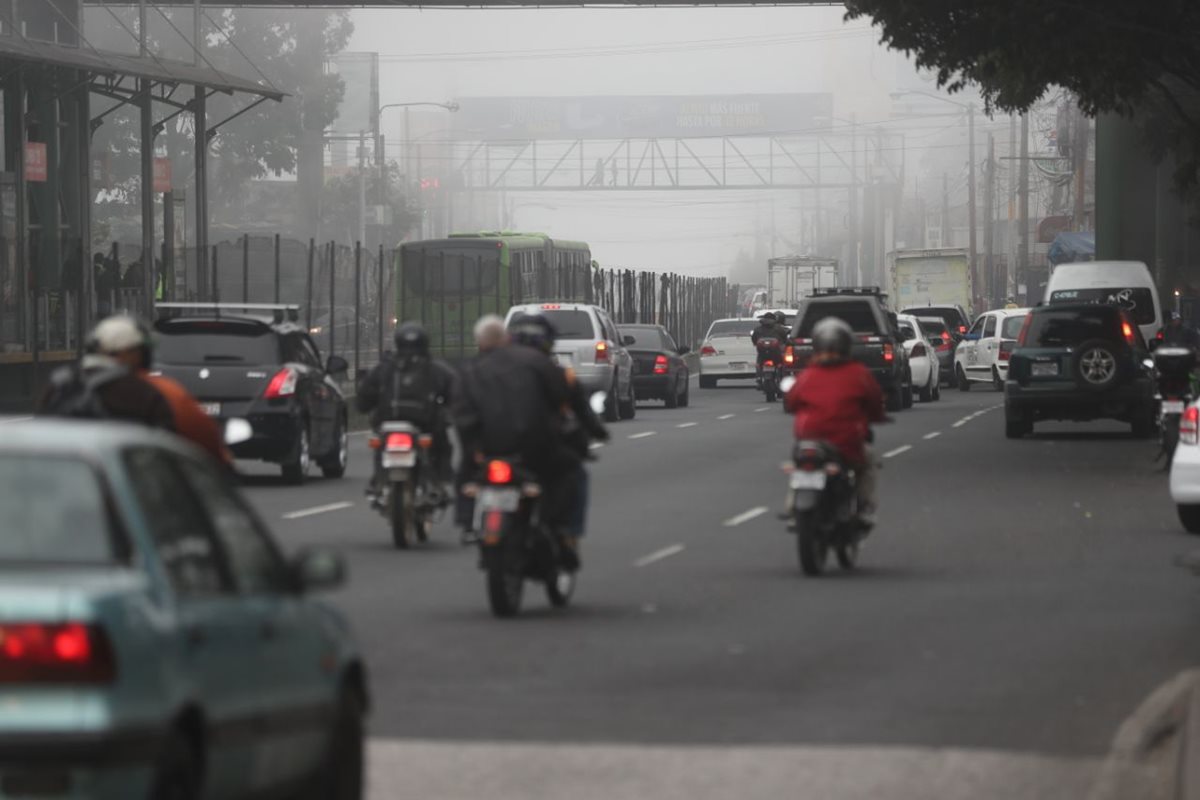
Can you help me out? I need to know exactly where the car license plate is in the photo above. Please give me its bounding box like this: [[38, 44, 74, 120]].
[[730, 362, 749, 371], [478, 488, 519, 512], [200, 402, 221, 416], [1031, 362, 1059, 377], [554, 353, 573, 368], [1163, 400, 1187, 414], [789, 470, 827, 490], [381, 451, 416, 469]]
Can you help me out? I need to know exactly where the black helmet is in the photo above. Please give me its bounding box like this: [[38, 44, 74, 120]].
[[759, 311, 777, 323], [812, 317, 853, 359], [393, 322, 429, 357], [508, 313, 557, 355]]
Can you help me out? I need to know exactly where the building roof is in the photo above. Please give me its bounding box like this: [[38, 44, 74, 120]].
[[0, 35, 284, 100]]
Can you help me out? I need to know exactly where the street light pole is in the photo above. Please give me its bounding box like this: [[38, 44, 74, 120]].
[[967, 103, 978, 308]]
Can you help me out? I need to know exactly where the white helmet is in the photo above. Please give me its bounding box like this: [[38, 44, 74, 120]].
[[87, 315, 145, 354]]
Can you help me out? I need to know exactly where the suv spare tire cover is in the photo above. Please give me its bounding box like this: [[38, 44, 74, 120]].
[[1071, 339, 1121, 392]]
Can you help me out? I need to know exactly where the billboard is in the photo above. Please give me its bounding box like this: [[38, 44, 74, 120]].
[[454, 94, 833, 141], [329, 52, 379, 135]]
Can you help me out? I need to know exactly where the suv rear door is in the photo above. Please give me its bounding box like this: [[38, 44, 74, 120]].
[[154, 320, 283, 417], [794, 298, 892, 370], [1012, 306, 1133, 390]]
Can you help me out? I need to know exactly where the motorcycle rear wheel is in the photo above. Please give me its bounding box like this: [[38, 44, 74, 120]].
[[390, 483, 415, 549], [795, 510, 828, 576], [486, 538, 525, 618]]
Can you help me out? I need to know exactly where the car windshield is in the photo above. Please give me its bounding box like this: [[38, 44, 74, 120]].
[[1024, 307, 1122, 347], [797, 301, 880, 335], [1001, 314, 1027, 339], [0, 456, 116, 564], [707, 320, 757, 338], [155, 322, 280, 365], [1048, 287, 1157, 325], [622, 327, 670, 350], [534, 310, 596, 340]]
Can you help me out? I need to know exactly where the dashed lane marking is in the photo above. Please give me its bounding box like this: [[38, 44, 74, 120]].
[[676, 422, 698, 429], [628, 431, 657, 440], [633, 544, 685, 568], [717, 414, 736, 420], [589, 442, 605, 450], [883, 445, 913, 459], [923, 431, 942, 440], [754, 407, 769, 413], [281, 501, 354, 520], [0, 416, 33, 424], [723, 506, 770, 527], [952, 419, 969, 428]]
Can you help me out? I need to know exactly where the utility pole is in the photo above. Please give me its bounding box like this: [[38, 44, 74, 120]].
[[1008, 114, 1017, 298], [357, 130, 367, 250], [983, 133, 995, 306], [967, 103, 978, 308], [942, 172, 951, 248], [848, 113, 859, 284], [1018, 113, 1030, 303]]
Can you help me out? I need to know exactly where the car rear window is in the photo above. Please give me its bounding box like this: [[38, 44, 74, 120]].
[[1023, 307, 1122, 348], [1048, 287, 1157, 326], [1001, 315, 1027, 339], [917, 320, 948, 337], [797, 301, 880, 335], [0, 456, 116, 564], [520, 310, 596, 340], [707, 320, 757, 338], [622, 327, 670, 350], [156, 322, 280, 365], [904, 307, 962, 333]]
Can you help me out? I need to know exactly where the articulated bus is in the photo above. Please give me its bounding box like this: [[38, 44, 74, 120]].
[[395, 232, 593, 360]]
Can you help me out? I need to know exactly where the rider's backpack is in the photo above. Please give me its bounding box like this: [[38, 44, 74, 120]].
[[41, 364, 126, 420]]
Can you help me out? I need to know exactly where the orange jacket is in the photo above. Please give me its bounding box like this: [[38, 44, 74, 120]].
[[145, 373, 233, 466]]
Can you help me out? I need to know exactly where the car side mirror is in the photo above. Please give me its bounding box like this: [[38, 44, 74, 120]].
[[621, 335, 636, 347], [678, 345, 690, 355], [325, 355, 349, 375], [292, 548, 345, 593]]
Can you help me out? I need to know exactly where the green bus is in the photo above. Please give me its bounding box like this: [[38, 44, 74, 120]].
[[395, 232, 594, 359]]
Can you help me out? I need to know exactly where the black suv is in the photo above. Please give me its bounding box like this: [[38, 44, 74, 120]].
[[1004, 303, 1155, 439], [788, 288, 914, 411], [153, 304, 351, 483]]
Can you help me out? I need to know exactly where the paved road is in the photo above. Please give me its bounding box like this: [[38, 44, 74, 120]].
[[239, 378, 1200, 799]]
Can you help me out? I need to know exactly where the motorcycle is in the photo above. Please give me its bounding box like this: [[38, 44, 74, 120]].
[[785, 439, 865, 576], [1153, 346, 1197, 460], [370, 421, 446, 549], [756, 337, 785, 402]]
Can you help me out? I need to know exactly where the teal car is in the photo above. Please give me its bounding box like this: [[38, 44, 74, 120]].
[[0, 420, 367, 800]]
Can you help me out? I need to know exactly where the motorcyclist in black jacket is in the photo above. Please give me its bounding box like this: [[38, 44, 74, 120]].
[[1159, 311, 1200, 349], [357, 322, 457, 504], [751, 311, 790, 384]]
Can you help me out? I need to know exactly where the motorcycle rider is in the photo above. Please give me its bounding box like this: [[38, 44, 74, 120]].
[[751, 311, 789, 385], [1158, 311, 1200, 349], [356, 322, 457, 505], [455, 315, 512, 538], [784, 317, 885, 528]]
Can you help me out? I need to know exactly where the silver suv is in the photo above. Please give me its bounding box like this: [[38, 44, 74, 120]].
[[505, 302, 636, 421]]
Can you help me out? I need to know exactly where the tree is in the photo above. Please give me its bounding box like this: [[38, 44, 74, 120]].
[[319, 163, 421, 248], [844, 0, 1200, 189]]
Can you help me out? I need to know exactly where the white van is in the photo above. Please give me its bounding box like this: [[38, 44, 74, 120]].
[[1044, 261, 1162, 343]]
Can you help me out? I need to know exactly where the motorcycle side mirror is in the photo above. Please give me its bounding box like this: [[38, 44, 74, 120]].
[[589, 392, 608, 415], [779, 375, 796, 393], [224, 417, 253, 446]]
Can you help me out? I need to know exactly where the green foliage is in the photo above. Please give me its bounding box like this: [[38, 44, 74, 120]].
[[319, 162, 422, 247]]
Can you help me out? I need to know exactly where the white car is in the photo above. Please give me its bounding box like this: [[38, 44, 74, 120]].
[[1170, 404, 1200, 533], [954, 308, 1030, 391], [897, 314, 941, 402], [698, 317, 759, 388]]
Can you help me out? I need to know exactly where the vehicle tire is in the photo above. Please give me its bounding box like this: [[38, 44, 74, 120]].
[[320, 418, 349, 479], [309, 687, 366, 800], [992, 366, 1005, 392], [956, 365, 972, 392], [699, 376, 716, 389], [487, 539, 525, 618], [545, 568, 576, 608], [795, 510, 827, 576], [664, 378, 680, 409], [390, 483, 414, 549], [1131, 404, 1156, 439], [885, 383, 903, 412], [918, 375, 933, 402], [902, 373, 914, 409], [603, 379, 620, 423], [281, 422, 311, 485], [835, 540, 859, 571], [619, 384, 636, 420], [1005, 410, 1032, 439], [679, 381, 690, 407], [932, 381, 941, 401], [1163, 415, 1182, 459], [150, 731, 200, 800], [1072, 340, 1121, 392], [1178, 505, 1200, 534]]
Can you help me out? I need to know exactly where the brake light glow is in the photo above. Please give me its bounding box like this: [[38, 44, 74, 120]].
[[595, 341, 610, 363], [883, 343, 895, 363], [763, 360, 775, 368], [784, 346, 795, 365], [1016, 313, 1034, 347], [264, 367, 297, 398], [1182, 406, 1199, 445], [487, 460, 513, 484], [417, 434, 435, 449], [541, 304, 561, 310], [936, 340, 952, 353], [0, 623, 115, 685], [385, 432, 414, 451], [653, 355, 669, 375], [959, 325, 968, 334], [998, 342, 1014, 362], [700, 344, 717, 357], [1121, 319, 1136, 345]]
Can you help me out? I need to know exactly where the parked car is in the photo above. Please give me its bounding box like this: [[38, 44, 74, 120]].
[[504, 302, 636, 421], [954, 308, 1030, 391], [620, 323, 690, 408], [788, 288, 914, 412], [1004, 303, 1156, 438], [915, 316, 956, 385], [897, 313, 941, 402], [1170, 402, 1200, 533], [0, 419, 367, 800], [900, 303, 971, 341], [154, 303, 350, 484], [698, 317, 758, 388]]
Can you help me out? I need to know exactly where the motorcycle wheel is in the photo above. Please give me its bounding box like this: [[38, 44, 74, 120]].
[[545, 568, 576, 608], [389, 483, 414, 549], [835, 540, 859, 570], [795, 510, 828, 576], [486, 538, 525, 618]]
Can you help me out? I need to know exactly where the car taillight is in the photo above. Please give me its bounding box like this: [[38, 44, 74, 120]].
[[784, 345, 794, 365], [653, 355, 669, 374], [386, 432, 414, 451], [910, 343, 926, 358], [417, 434, 435, 449], [595, 341, 610, 363], [763, 360, 775, 368], [264, 367, 297, 398], [883, 343, 895, 362], [1016, 314, 1034, 347], [958, 325, 968, 334], [999, 341, 1014, 361], [0, 623, 115, 685], [1182, 406, 1200, 445], [487, 460, 513, 484], [1121, 319, 1136, 345], [700, 344, 717, 357], [936, 340, 952, 352]]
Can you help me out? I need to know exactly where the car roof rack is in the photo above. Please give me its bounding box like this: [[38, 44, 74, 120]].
[[156, 302, 301, 324], [810, 286, 885, 298]]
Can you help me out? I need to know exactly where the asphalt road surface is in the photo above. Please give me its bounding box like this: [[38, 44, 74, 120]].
[[239, 378, 1200, 800]]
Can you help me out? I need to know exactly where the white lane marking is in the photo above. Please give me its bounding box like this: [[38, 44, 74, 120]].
[[952, 419, 969, 428], [628, 431, 657, 440], [923, 431, 941, 440], [0, 416, 33, 424], [634, 544, 685, 568], [282, 501, 354, 520], [754, 407, 769, 413], [589, 442, 605, 450], [676, 422, 698, 429], [723, 506, 769, 527], [348, 430, 372, 437], [718, 414, 736, 420], [883, 445, 912, 459]]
